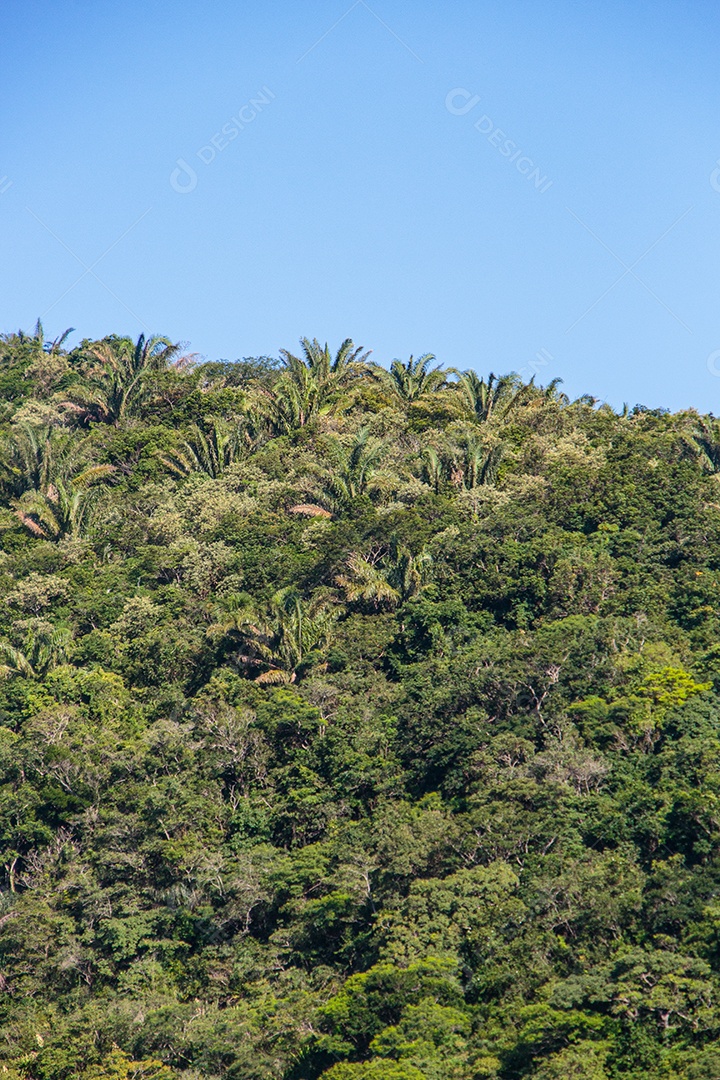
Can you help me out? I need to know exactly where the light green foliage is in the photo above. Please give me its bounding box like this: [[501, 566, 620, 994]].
[[369, 999, 472, 1079], [531, 1040, 611, 1079], [380, 862, 524, 966], [322, 1062, 426, 1080]]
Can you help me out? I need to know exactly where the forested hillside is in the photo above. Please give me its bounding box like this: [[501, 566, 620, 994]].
[[3, 324, 720, 1079]]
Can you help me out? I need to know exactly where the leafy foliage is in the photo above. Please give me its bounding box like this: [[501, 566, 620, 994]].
[[1, 325, 720, 1079]]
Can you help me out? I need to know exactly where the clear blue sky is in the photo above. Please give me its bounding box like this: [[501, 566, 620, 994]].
[[1, 0, 719, 410]]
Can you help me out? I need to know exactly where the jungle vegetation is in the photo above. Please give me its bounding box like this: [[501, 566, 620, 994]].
[[1, 323, 720, 1079]]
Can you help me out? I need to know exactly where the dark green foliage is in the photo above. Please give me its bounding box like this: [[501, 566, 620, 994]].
[[2, 326, 720, 1079]]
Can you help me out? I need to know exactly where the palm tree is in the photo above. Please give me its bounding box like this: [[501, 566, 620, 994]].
[[419, 445, 443, 495], [0, 620, 72, 679], [0, 424, 58, 500], [689, 418, 720, 474], [0, 323, 74, 418], [337, 542, 431, 609], [158, 419, 248, 479], [0, 423, 115, 539], [373, 354, 450, 403], [537, 377, 570, 406], [390, 543, 432, 603], [254, 338, 370, 433], [446, 429, 504, 489], [336, 553, 403, 609], [254, 371, 313, 434], [210, 588, 339, 683], [10, 319, 74, 355], [455, 370, 525, 423], [415, 429, 503, 493], [284, 337, 370, 387], [311, 427, 388, 511], [61, 333, 183, 425], [13, 464, 115, 540]]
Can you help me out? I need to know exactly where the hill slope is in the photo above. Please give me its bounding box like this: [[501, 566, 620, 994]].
[[1, 329, 720, 1079]]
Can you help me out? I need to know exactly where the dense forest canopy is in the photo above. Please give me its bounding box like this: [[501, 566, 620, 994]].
[[2, 323, 720, 1078]]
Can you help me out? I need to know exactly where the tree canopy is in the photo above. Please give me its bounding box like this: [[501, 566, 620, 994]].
[[1, 324, 720, 1079]]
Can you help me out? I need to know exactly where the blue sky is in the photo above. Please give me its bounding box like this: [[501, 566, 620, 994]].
[[1, 0, 719, 410]]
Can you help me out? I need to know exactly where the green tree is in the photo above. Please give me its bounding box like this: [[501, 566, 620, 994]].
[[255, 337, 369, 432], [443, 427, 504, 489], [321, 1062, 426, 1080], [688, 417, 720, 474], [373, 355, 450, 403], [61, 333, 184, 425], [13, 462, 115, 539], [455, 369, 524, 423], [337, 543, 431, 609], [311, 427, 389, 511], [0, 424, 71, 501], [0, 619, 72, 678], [158, 418, 247, 478], [211, 587, 339, 683]]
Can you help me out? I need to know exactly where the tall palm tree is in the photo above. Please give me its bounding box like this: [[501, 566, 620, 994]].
[[415, 428, 503, 493], [536, 376, 570, 406], [61, 333, 183, 425], [0, 620, 72, 679], [419, 445, 443, 495], [254, 338, 370, 433], [373, 354, 450, 403], [337, 542, 431, 609], [0, 323, 74, 419], [13, 464, 115, 540], [311, 427, 388, 511], [158, 419, 248, 479], [210, 588, 339, 684], [283, 337, 370, 387], [445, 429, 504, 489], [455, 370, 525, 423], [0, 424, 58, 500], [11, 319, 74, 355], [0, 424, 115, 539], [689, 418, 720, 474]]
